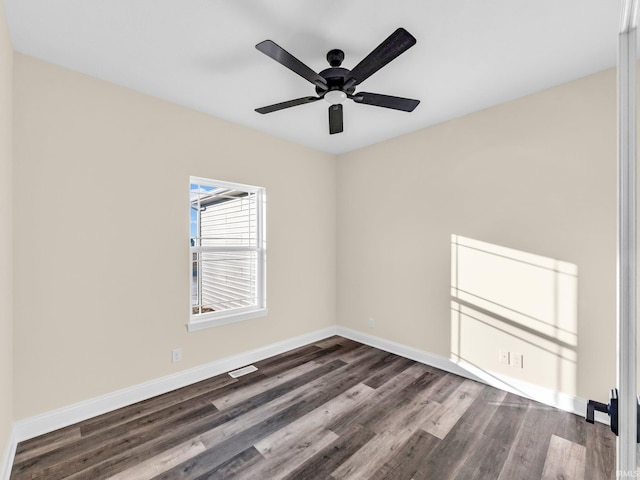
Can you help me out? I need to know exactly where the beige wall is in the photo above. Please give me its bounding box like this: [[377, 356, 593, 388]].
[[10, 46, 623, 420], [337, 68, 617, 402], [0, 0, 13, 463], [12, 54, 337, 419]]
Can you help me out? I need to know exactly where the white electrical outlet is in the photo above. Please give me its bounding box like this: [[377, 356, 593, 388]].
[[512, 353, 523, 368], [172, 348, 182, 363], [368, 317, 375, 328], [499, 350, 510, 365]]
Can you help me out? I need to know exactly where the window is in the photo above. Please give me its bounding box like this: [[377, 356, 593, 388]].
[[189, 177, 266, 331]]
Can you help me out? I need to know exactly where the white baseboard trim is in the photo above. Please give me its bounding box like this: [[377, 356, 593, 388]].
[[336, 326, 609, 424], [13, 326, 338, 443], [10, 324, 608, 452], [1, 427, 16, 480]]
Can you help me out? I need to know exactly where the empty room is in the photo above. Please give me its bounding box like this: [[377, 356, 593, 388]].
[[0, 0, 636, 479]]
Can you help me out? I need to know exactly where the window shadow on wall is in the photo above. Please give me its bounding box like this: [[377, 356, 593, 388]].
[[450, 235, 578, 399]]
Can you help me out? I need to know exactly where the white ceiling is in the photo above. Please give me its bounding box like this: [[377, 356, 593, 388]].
[[4, 0, 622, 154]]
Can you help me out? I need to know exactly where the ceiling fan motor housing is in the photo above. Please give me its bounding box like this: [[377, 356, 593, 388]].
[[316, 67, 355, 95]]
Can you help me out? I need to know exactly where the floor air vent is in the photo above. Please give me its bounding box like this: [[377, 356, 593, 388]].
[[228, 365, 258, 378]]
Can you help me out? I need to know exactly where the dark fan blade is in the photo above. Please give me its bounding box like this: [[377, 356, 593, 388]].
[[256, 40, 327, 90], [255, 96, 320, 114], [352, 92, 420, 112], [345, 28, 416, 88], [328, 104, 343, 134]]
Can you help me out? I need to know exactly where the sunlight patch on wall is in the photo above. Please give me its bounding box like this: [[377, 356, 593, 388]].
[[451, 235, 578, 395]]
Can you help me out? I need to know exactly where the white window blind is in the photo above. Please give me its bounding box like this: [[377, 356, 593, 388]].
[[190, 177, 266, 330]]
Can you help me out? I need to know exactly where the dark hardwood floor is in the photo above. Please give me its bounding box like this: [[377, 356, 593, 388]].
[[10, 336, 616, 479]]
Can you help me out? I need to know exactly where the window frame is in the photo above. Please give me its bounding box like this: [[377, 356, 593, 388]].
[[188, 176, 267, 332]]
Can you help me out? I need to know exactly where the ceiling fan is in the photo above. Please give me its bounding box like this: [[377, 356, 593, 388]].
[[254, 28, 420, 135]]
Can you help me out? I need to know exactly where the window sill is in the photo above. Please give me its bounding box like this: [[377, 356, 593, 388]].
[[187, 307, 268, 332]]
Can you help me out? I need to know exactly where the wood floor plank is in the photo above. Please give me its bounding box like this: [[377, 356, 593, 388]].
[[312, 335, 355, 350], [15, 424, 81, 455], [10, 337, 615, 480], [252, 344, 341, 377], [11, 399, 218, 480], [201, 361, 353, 446], [327, 363, 436, 435], [212, 358, 329, 410], [57, 411, 232, 480], [497, 402, 561, 480], [235, 428, 339, 480], [13, 425, 81, 465], [59, 359, 348, 480], [554, 408, 588, 446], [148, 440, 248, 479], [452, 393, 528, 480], [192, 447, 263, 480], [78, 373, 238, 437], [253, 344, 321, 371], [362, 354, 415, 389], [372, 429, 441, 480], [198, 352, 383, 451], [281, 424, 376, 480], [148, 442, 241, 480], [331, 431, 408, 480], [255, 383, 374, 458], [334, 343, 378, 364], [104, 438, 207, 480], [312, 341, 365, 365], [541, 434, 587, 480], [452, 433, 510, 480], [482, 392, 529, 441], [152, 351, 389, 480], [11, 393, 220, 479], [422, 379, 484, 439], [414, 420, 485, 479], [368, 371, 443, 436], [410, 385, 507, 480], [256, 383, 373, 455], [151, 398, 333, 480], [426, 373, 465, 403], [209, 358, 347, 421], [452, 384, 506, 430], [585, 421, 616, 480]]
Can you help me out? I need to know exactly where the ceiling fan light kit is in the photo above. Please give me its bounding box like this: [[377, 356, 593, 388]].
[[255, 27, 420, 135], [324, 90, 347, 105]]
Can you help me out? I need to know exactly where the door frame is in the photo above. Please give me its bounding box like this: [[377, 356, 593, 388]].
[[617, 0, 638, 474]]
